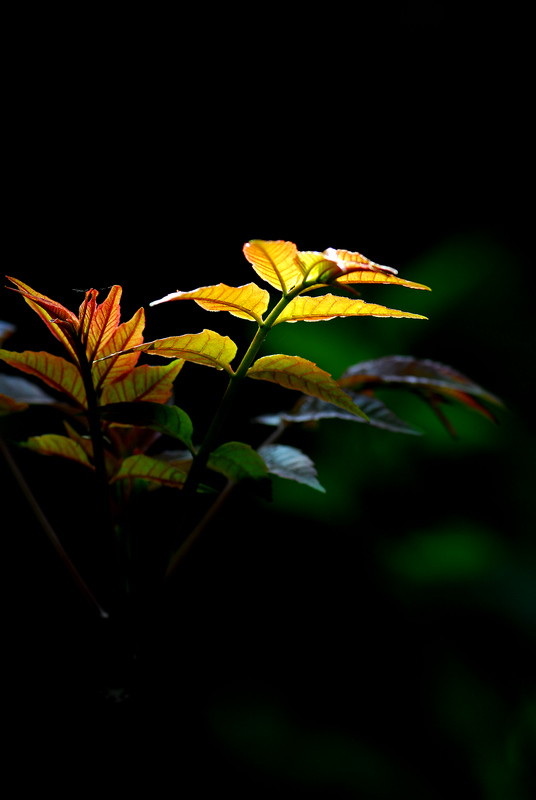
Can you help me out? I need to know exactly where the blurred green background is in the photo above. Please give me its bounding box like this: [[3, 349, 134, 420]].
[[2, 3, 534, 797]]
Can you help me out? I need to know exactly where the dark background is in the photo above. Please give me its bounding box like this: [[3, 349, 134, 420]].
[[3, 5, 534, 797]]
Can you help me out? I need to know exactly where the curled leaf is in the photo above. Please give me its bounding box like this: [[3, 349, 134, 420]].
[[247, 354, 369, 420], [257, 443, 326, 492], [150, 283, 270, 323]]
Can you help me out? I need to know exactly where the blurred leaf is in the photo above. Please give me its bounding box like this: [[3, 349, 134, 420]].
[[21, 433, 94, 469], [0, 320, 16, 346], [98, 401, 194, 452], [99, 329, 237, 373], [0, 374, 56, 406], [247, 354, 369, 420], [257, 443, 326, 492], [0, 394, 29, 415], [150, 283, 270, 323], [274, 294, 428, 324], [0, 349, 86, 407], [243, 240, 304, 293], [110, 454, 188, 487], [208, 441, 269, 482], [100, 359, 184, 405]]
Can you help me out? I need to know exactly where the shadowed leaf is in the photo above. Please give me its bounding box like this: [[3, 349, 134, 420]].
[[208, 441, 269, 483], [0, 374, 56, 406], [150, 283, 270, 323], [0, 394, 29, 415], [110, 454, 188, 487], [243, 240, 304, 293], [0, 320, 16, 346], [247, 355, 369, 420], [92, 307, 145, 391], [99, 330, 237, 373], [0, 349, 86, 407], [257, 443, 326, 492], [274, 294, 428, 324], [100, 359, 184, 405], [98, 402, 194, 452], [21, 433, 94, 468]]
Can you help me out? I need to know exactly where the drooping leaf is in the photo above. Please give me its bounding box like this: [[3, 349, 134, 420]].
[[85, 285, 122, 361], [99, 330, 237, 373], [0, 374, 56, 406], [257, 443, 326, 492], [242, 240, 304, 293], [254, 391, 422, 435], [208, 441, 269, 483], [98, 402, 195, 452], [100, 359, 184, 405], [247, 355, 369, 420], [150, 283, 270, 323], [0, 349, 86, 407], [274, 294, 428, 324], [92, 307, 145, 391], [6, 277, 80, 362], [110, 454, 188, 488], [21, 433, 94, 469]]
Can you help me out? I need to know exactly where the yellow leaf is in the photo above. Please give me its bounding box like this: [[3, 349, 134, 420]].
[[100, 359, 184, 405], [247, 354, 369, 420], [273, 294, 428, 323], [335, 271, 431, 291], [92, 307, 145, 391], [85, 285, 123, 361], [328, 248, 398, 275], [100, 330, 237, 373], [242, 240, 304, 293], [0, 349, 86, 407], [22, 434, 94, 469], [150, 283, 270, 323]]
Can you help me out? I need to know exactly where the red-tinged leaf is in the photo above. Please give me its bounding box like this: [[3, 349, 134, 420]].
[[150, 283, 270, 323], [334, 271, 431, 291], [62, 420, 120, 477], [77, 289, 98, 350], [257, 443, 326, 492], [327, 248, 398, 275], [274, 294, 428, 324], [0, 394, 29, 415], [100, 330, 237, 373], [0, 349, 86, 407], [6, 277, 79, 361], [247, 354, 369, 420], [110, 454, 188, 488], [21, 433, 94, 469], [434, 387, 500, 423], [92, 307, 145, 391], [242, 240, 304, 293], [86, 285, 122, 361], [0, 320, 16, 346], [208, 441, 269, 482], [100, 359, 184, 405]]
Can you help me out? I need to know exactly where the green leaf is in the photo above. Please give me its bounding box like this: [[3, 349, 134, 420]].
[[257, 444, 325, 492], [98, 402, 195, 452], [150, 283, 270, 323], [110, 454, 188, 487], [21, 433, 94, 469], [247, 354, 369, 421], [208, 441, 269, 483]]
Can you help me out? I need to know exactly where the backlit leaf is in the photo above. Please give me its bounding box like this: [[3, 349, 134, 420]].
[[85, 285, 122, 361], [247, 355, 369, 420], [100, 359, 184, 405], [100, 330, 237, 373], [274, 294, 428, 324], [335, 271, 431, 291], [208, 441, 269, 482], [150, 283, 270, 323], [328, 248, 398, 275], [110, 454, 188, 488], [257, 443, 326, 492], [98, 402, 194, 452], [0, 349, 86, 407], [92, 307, 145, 391], [242, 240, 304, 293], [21, 433, 94, 469]]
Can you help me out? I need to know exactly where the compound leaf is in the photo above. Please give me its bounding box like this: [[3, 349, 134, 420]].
[[150, 283, 270, 323], [257, 443, 325, 492], [247, 354, 369, 420]]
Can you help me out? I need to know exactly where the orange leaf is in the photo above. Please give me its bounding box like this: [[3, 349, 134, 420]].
[[92, 308, 145, 391], [100, 359, 184, 405], [274, 294, 428, 324], [150, 283, 270, 323], [0, 349, 86, 407], [247, 354, 369, 420], [22, 433, 94, 469], [242, 240, 304, 293], [100, 329, 237, 373], [85, 285, 122, 361]]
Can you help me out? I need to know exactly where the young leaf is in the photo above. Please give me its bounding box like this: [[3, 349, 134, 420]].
[[273, 294, 428, 324], [247, 355, 369, 420], [98, 402, 195, 452], [85, 285, 122, 362], [99, 330, 237, 373], [257, 443, 326, 492], [92, 307, 145, 391], [0, 393, 29, 415], [0, 349, 86, 407], [99, 359, 184, 405], [254, 391, 422, 435], [207, 441, 269, 483], [150, 283, 270, 323], [242, 240, 305, 293], [328, 248, 399, 275], [21, 433, 95, 469], [110, 454, 188, 488], [334, 271, 431, 291]]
